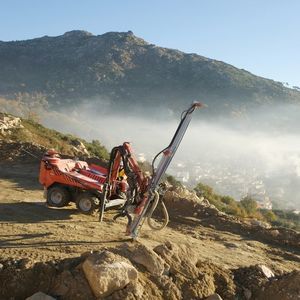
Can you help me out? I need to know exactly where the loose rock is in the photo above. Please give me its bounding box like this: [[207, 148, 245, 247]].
[[258, 265, 274, 278], [82, 251, 138, 298], [125, 243, 167, 276]]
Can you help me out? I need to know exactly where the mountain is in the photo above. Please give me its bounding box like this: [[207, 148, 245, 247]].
[[1, 30, 300, 115]]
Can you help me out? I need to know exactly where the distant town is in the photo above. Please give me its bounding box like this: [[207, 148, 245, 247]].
[[138, 152, 300, 211]]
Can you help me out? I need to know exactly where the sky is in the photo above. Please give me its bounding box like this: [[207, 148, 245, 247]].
[[0, 0, 299, 87]]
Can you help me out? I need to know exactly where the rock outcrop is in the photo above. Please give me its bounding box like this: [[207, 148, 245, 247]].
[[0, 113, 23, 135]]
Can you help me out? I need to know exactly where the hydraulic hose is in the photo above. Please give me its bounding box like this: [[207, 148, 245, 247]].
[[146, 191, 169, 230]]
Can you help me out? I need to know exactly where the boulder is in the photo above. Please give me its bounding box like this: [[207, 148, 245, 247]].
[[125, 243, 167, 276], [82, 251, 138, 298]]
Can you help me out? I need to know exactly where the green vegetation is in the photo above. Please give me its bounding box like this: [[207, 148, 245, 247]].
[[85, 140, 109, 160], [165, 175, 183, 189], [194, 182, 300, 231], [271, 210, 300, 231], [2, 116, 109, 160], [240, 196, 258, 216], [260, 209, 277, 222], [194, 182, 246, 217]]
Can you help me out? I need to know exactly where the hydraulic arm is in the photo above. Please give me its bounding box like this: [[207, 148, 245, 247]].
[[123, 102, 203, 239]]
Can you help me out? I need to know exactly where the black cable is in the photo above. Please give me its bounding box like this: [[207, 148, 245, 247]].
[[151, 147, 168, 176]]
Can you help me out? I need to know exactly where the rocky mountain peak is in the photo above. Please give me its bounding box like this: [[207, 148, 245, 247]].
[[62, 30, 93, 38], [100, 30, 148, 46]]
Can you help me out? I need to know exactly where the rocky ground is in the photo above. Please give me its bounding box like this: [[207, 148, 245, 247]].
[[0, 144, 299, 299]]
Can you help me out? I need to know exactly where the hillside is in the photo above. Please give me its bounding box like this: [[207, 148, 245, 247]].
[[0, 112, 109, 160], [1, 30, 300, 115]]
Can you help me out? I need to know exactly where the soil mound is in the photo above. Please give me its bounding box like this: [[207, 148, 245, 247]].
[[2, 241, 295, 300], [163, 188, 300, 250]]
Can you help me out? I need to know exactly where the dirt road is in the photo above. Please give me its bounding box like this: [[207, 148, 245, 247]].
[[0, 161, 299, 276]]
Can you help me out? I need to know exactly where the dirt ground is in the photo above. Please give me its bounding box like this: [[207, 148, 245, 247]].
[[0, 161, 299, 276]]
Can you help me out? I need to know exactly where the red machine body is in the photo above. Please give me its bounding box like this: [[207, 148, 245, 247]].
[[39, 144, 142, 215], [39, 156, 107, 191]]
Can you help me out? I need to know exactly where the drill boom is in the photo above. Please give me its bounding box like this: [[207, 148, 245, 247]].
[[127, 102, 203, 238]]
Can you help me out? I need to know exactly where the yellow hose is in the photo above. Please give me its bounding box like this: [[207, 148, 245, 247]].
[[146, 191, 169, 230]]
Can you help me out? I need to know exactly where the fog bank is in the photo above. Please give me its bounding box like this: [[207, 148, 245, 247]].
[[40, 101, 300, 210]]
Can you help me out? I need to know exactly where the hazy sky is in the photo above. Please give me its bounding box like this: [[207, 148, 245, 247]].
[[0, 0, 299, 86]]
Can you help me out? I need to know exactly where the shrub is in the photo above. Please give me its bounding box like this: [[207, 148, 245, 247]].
[[240, 196, 258, 216], [85, 139, 109, 160], [166, 175, 183, 189], [261, 209, 277, 222], [194, 182, 214, 200], [194, 182, 299, 231], [221, 195, 236, 205]]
